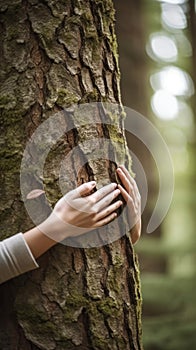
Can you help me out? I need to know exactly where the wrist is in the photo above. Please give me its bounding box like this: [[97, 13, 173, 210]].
[[38, 212, 88, 242], [24, 226, 56, 259], [130, 218, 141, 245], [37, 212, 71, 242]]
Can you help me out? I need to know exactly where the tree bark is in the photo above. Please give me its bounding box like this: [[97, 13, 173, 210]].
[[0, 1, 143, 349]]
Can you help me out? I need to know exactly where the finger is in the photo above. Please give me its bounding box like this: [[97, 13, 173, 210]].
[[118, 184, 141, 215], [95, 200, 123, 221], [119, 166, 140, 198], [95, 212, 117, 227], [117, 167, 140, 199], [118, 165, 135, 184], [92, 188, 120, 213], [116, 168, 133, 195], [118, 184, 133, 204], [74, 181, 96, 198], [90, 183, 117, 203]]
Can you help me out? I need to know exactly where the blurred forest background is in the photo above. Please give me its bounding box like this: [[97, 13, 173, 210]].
[[114, 0, 196, 349]]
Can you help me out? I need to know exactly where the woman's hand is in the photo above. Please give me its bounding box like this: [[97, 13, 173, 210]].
[[24, 181, 123, 258], [24, 170, 140, 260], [38, 181, 123, 242], [116, 165, 141, 244]]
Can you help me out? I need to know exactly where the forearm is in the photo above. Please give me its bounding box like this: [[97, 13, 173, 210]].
[[0, 229, 57, 284], [0, 233, 39, 284], [23, 227, 57, 259]]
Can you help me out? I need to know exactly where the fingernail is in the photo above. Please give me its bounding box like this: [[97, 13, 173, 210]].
[[112, 182, 117, 188], [90, 181, 96, 186]]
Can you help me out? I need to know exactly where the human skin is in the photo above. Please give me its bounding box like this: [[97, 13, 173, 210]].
[[116, 165, 141, 244], [24, 167, 141, 258]]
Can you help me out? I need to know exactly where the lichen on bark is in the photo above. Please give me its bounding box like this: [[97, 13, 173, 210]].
[[0, 1, 143, 349]]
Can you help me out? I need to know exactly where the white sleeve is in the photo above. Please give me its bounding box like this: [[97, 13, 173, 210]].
[[0, 233, 39, 284]]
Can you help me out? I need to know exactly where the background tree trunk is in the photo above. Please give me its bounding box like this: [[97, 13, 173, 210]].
[[114, 0, 165, 275], [0, 1, 143, 349]]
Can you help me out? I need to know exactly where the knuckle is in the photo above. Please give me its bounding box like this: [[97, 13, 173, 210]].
[[101, 190, 107, 198], [116, 202, 121, 208], [105, 208, 111, 216], [87, 212, 96, 223], [128, 197, 134, 204], [92, 207, 98, 214], [89, 196, 96, 205], [90, 215, 97, 224], [103, 218, 108, 225], [105, 198, 111, 208]]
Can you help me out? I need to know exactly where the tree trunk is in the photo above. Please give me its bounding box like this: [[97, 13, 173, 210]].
[[0, 1, 143, 349]]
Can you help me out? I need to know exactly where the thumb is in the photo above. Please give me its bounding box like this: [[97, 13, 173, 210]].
[[76, 181, 96, 197]]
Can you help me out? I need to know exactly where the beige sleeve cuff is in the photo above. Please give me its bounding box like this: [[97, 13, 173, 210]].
[[0, 233, 39, 284]]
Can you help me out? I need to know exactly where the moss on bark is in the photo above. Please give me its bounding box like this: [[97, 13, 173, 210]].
[[0, 1, 143, 349]]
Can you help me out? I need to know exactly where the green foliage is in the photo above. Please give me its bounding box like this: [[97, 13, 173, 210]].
[[137, 1, 196, 348], [141, 274, 196, 349]]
